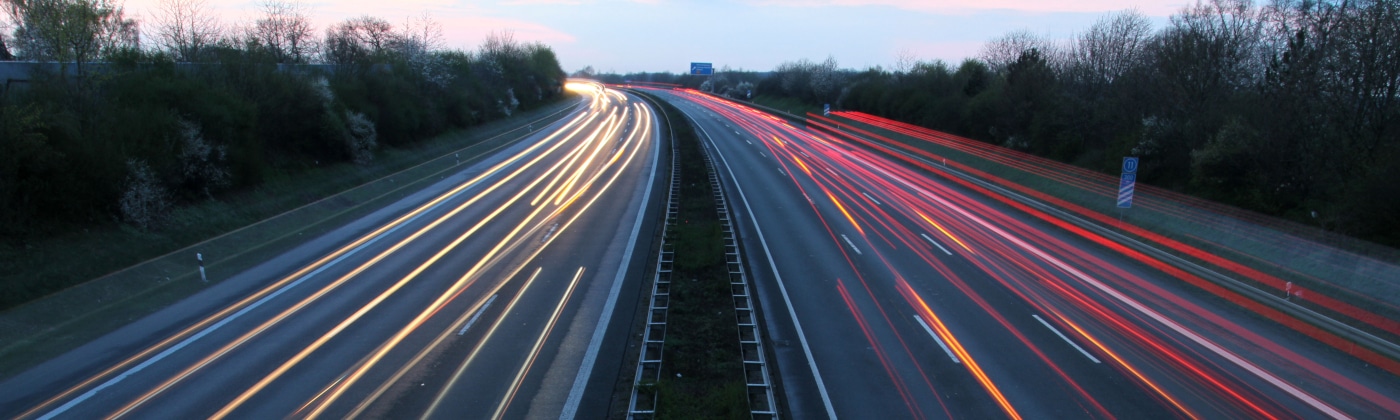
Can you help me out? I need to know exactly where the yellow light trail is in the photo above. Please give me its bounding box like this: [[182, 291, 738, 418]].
[[917, 211, 973, 253], [208, 115, 612, 419], [104, 96, 607, 420], [1046, 309, 1199, 419], [551, 107, 628, 205], [825, 190, 865, 235], [88, 108, 598, 420], [531, 108, 615, 206], [491, 266, 586, 419], [314, 89, 655, 418], [901, 279, 1022, 420], [417, 100, 653, 419]]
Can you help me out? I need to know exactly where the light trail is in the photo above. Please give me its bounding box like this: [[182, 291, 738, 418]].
[[104, 96, 610, 420], [40, 101, 595, 420], [654, 86, 1397, 418]]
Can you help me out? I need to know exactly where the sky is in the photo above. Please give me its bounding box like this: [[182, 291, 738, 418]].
[[117, 0, 1192, 74]]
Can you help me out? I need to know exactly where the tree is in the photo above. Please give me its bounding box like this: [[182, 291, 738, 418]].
[[153, 0, 220, 62], [0, 32, 13, 59], [979, 29, 1057, 74], [323, 15, 396, 66], [245, 0, 315, 64], [3, 0, 138, 74], [1067, 9, 1152, 91]]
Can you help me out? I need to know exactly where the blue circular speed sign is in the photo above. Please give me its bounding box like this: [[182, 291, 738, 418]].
[[1123, 157, 1139, 173]]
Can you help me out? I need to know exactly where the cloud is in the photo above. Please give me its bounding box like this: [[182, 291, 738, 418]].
[[120, 0, 575, 51]]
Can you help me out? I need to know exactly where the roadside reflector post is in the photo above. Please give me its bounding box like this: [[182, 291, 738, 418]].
[[197, 252, 207, 282]]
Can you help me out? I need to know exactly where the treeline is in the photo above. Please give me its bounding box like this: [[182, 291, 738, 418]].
[[759, 0, 1400, 247], [0, 0, 566, 241]]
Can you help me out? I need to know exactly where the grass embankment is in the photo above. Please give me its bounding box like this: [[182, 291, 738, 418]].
[[0, 97, 578, 379], [645, 94, 748, 419], [752, 95, 823, 118]]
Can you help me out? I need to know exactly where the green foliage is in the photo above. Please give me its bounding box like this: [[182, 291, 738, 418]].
[[0, 28, 566, 309], [753, 1, 1400, 248]]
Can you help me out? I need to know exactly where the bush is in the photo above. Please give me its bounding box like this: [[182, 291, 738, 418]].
[[119, 159, 171, 230]]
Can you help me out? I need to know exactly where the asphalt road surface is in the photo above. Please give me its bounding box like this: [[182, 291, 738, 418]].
[[1, 82, 662, 420], [648, 87, 1400, 420]]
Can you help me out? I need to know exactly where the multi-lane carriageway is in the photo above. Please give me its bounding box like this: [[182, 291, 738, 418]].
[[2, 82, 661, 419], [1, 81, 1397, 419], [645, 87, 1399, 419]]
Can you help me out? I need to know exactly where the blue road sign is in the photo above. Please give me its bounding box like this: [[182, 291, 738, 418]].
[[1117, 173, 1137, 208], [823, 103, 830, 116], [1123, 156, 1140, 174], [690, 62, 713, 75]]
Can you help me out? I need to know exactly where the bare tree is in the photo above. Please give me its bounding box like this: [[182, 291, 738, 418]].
[[246, 0, 315, 63], [323, 15, 396, 65], [979, 29, 1056, 74], [894, 47, 917, 74], [153, 0, 219, 62], [402, 12, 441, 52], [1069, 9, 1152, 87], [810, 55, 840, 102]]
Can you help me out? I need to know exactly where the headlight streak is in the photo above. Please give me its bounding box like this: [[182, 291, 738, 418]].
[[418, 99, 653, 419], [491, 267, 586, 420], [289, 92, 647, 418], [99, 98, 608, 420], [330, 124, 631, 416], [207, 103, 629, 420], [21, 105, 600, 420], [40, 106, 585, 420]]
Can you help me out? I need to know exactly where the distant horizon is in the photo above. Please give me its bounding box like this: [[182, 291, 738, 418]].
[[111, 0, 1185, 73]]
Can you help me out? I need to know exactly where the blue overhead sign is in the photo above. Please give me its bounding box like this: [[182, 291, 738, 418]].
[[690, 62, 713, 75], [1118, 157, 1139, 208]]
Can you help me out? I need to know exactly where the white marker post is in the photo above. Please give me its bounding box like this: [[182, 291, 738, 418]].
[[197, 253, 207, 282]]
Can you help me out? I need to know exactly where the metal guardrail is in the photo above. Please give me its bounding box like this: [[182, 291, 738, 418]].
[[626, 94, 681, 419], [701, 139, 780, 419], [626, 89, 780, 419]]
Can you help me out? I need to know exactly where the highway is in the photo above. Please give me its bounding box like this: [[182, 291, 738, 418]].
[[646, 88, 1400, 419], [0, 82, 661, 419]]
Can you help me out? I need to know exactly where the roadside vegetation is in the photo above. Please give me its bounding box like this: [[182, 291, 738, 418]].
[[0, 0, 567, 310], [593, 0, 1400, 250]]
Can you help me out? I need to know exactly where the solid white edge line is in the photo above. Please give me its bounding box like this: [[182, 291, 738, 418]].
[[1032, 314, 1101, 364], [913, 315, 961, 364], [457, 294, 498, 336], [684, 103, 839, 419], [840, 234, 863, 255], [920, 233, 953, 256], [559, 91, 660, 419]]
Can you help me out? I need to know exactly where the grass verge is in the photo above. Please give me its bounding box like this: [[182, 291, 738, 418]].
[[752, 95, 823, 118], [0, 97, 581, 379]]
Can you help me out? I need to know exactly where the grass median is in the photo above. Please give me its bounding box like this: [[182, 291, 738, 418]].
[[0, 96, 581, 379], [643, 92, 749, 419]]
